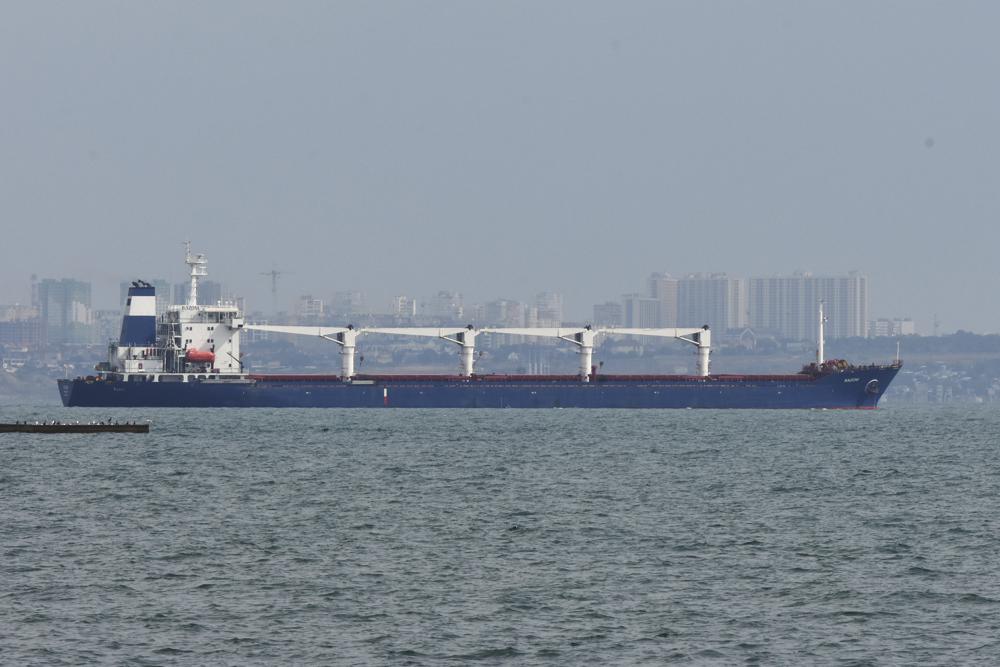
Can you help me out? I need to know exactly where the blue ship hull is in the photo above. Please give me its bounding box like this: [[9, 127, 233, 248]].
[[58, 365, 900, 409]]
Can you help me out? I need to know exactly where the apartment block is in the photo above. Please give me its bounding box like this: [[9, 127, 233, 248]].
[[748, 272, 868, 340]]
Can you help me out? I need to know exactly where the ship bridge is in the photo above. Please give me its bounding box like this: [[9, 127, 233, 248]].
[[105, 243, 246, 379]]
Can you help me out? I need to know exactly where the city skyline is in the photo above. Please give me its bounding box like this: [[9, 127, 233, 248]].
[[2, 266, 915, 342], [0, 257, 962, 336]]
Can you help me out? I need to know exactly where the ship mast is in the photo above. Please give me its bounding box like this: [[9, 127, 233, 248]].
[[817, 300, 826, 366], [184, 241, 208, 307]]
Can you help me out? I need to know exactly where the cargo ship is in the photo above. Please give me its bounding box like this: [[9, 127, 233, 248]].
[[58, 246, 900, 409]]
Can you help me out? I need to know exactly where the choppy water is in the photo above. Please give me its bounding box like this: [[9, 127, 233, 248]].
[[2, 405, 999, 665]]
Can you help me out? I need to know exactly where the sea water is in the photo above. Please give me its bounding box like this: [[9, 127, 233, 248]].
[[2, 405, 999, 665]]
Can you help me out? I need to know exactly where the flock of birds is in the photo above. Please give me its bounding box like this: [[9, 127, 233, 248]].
[[11, 419, 148, 426]]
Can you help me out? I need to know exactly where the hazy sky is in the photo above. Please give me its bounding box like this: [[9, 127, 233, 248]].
[[2, 2, 999, 332]]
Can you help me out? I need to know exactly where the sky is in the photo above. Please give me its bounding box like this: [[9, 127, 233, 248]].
[[2, 2, 999, 333]]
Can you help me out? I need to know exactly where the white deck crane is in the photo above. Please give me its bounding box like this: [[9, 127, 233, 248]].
[[599, 326, 712, 377], [366, 326, 481, 377], [241, 324, 713, 380], [484, 326, 712, 379], [242, 325, 363, 378], [482, 327, 598, 380]]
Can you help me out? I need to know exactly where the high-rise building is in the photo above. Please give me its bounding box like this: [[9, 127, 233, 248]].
[[330, 291, 365, 318], [295, 295, 325, 323], [648, 273, 678, 327], [622, 294, 659, 328], [0, 304, 41, 348], [524, 305, 539, 328], [173, 280, 223, 307], [390, 296, 417, 318], [38, 278, 93, 345], [535, 292, 563, 327], [0, 318, 41, 348], [484, 299, 525, 327], [427, 291, 464, 322], [0, 304, 37, 322], [93, 309, 124, 345], [645, 272, 745, 330], [676, 273, 746, 331], [593, 301, 624, 327], [748, 272, 868, 340]]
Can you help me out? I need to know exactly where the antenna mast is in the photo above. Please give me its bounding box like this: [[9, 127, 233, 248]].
[[817, 300, 826, 366], [184, 241, 208, 307]]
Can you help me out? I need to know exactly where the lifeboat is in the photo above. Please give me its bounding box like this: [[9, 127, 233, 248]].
[[185, 349, 215, 363]]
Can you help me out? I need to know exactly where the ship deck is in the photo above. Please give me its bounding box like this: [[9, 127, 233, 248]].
[[249, 373, 818, 383]]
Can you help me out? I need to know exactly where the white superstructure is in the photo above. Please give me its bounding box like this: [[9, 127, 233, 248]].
[[163, 302, 244, 373], [98, 246, 246, 383]]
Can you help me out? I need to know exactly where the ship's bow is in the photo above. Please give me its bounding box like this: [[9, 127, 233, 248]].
[[853, 363, 902, 408], [57, 379, 75, 406]]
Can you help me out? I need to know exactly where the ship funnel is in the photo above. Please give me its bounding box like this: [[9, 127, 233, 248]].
[[119, 281, 157, 346]]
